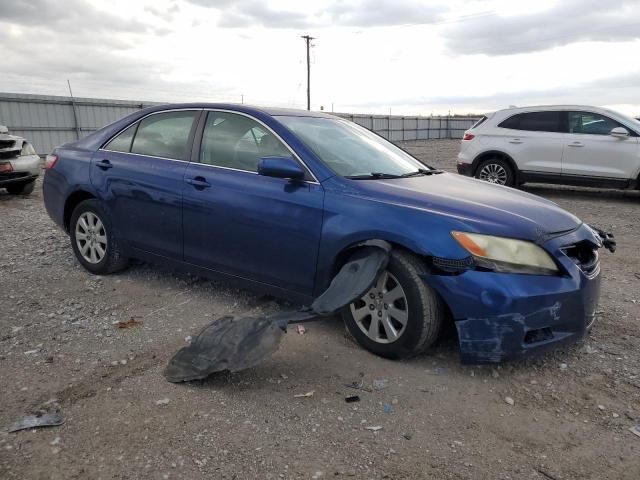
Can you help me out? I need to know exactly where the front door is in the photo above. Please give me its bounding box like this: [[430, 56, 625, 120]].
[[562, 111, 639, 179], [182, 111, 324, 296], [91, 110, 199, 259]]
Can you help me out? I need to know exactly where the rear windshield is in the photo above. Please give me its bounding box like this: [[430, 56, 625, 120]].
[[276, 116, 427, 177]]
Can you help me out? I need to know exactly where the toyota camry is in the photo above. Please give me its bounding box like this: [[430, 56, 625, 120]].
[[43, 104, 608, 363]]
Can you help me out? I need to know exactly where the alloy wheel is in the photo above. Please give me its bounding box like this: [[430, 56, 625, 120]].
[[75, 212, 108, 264], [349, 271, 409, 344], [478, 163, 508, 185]]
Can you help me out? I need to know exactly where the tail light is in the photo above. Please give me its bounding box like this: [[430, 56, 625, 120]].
[[462, 133, 475, 141], [45, 154, 59, 170]]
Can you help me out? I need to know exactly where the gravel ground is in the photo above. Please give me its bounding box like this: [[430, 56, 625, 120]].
[[1, 140, 639, 480]]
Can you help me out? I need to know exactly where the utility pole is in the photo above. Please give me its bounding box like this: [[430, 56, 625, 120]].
[[301, 35, 315, 110]]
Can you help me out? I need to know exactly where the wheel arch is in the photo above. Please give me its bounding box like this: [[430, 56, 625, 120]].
[[335, 238, 456, 355], [327, 238, 422, 284], [328, 235, 456, 301], [472, 150, 519, 182], [63, 190, 96, 232]]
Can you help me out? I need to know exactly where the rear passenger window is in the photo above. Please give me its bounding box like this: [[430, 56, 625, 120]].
[[131, 111, 197, 160], [104, 123, 138, 153], [199, 112, 293, 172], [499, 112, 562, 132]]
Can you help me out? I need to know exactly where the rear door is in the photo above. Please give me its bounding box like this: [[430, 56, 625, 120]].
[[92, 110, 200, 259], [498, 111, 565, 174], [562, 111, 639, 179], [182, 110, 324, 296]]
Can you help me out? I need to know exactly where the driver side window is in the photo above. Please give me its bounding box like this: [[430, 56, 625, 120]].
[[199, 112, 293, 172], [569, 112, 622, 136]]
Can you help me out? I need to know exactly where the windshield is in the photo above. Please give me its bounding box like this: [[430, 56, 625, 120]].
[[601, 107, 640, 130], [277, 116, 429, 178]]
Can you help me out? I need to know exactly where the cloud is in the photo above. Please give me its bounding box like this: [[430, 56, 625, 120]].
[[442, 0, 640, 56], [0, 0, 197, 101], [186, 0, 444, 28], [323, 0, 443, 27], [217, 0, 311, 28], [348, 71, 640, 114], [144, 3, 181, 23], [0, 0, 165, 35]]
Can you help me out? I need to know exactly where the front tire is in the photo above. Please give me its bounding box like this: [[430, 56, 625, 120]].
[[69, 199, 128, 275], [341, 249, 444, 359], [475, 158, 515, 187], [6, 180, 35, 195]]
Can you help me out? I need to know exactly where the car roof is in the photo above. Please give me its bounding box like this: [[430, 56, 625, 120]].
[[494, 105, 618, 114], [140, 102, 337, 119]]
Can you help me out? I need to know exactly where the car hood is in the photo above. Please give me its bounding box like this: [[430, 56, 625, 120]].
[[343, 173, 582, 241]]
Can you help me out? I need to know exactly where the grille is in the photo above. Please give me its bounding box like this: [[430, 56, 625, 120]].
[[432, 256, 474, 273], [0, 172, 30, 180], [0, 150, 19, 160], [563, 241, 599, 276], [0, 139, 16, 149]]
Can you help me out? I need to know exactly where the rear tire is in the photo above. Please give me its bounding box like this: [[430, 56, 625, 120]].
[[341, 249, 444, 359], [474, 158, 515, 187], [6, 180, 35, 195], [69, 199, 128, 275]]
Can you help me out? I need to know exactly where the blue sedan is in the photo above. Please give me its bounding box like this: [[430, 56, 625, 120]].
[[43, 104, 604, 363]]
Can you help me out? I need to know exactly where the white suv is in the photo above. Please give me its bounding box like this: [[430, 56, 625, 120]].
[[457, 105, 640, 190]]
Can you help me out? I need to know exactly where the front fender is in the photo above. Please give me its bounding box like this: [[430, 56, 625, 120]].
[[313, 189, 470, 296]]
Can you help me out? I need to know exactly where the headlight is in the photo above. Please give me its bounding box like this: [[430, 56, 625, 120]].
[[452, 231, 558, 275], [20, 142, 36, 157]]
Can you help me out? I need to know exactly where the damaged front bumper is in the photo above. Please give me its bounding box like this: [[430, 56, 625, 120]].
[[423, 224, 602, 363], [0, 153, 41, 186]]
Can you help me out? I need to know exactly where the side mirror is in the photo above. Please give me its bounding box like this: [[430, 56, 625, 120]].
[[257, 156, 306, 180], [610, 126, 629, 138]]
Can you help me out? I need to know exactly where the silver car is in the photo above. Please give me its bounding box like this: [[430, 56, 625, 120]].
[[0, 125, 40, 195]]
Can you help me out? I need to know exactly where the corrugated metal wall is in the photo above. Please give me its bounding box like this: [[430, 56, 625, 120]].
[[0, 92, 478, 155], [339, 114, 476, 141], [0, 92, 160, 155]]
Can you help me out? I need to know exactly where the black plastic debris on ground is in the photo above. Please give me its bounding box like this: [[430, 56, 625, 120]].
[[8, 412, 64, 433], [164, 240, 391, 383]]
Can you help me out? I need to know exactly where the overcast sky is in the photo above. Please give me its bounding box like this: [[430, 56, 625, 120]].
[[1, 0, 640, 115]]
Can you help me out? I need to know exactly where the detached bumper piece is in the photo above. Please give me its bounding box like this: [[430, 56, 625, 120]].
[[164, 240, 391, 383], [589, 225, 616, 253]]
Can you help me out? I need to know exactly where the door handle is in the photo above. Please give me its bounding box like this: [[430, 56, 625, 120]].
[[186, 176, 211, 189], [508, 139, 523, 144], [568, 142, 584, 147], [97, 159, 113, 170]]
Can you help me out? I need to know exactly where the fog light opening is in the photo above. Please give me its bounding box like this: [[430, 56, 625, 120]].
[[524, 327, 553, 344]]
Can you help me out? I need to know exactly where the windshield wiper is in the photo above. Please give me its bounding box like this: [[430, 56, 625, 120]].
[[398, 168, 432, 178], [345, 172, 403, 179], [346, 169, 444, 180]]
